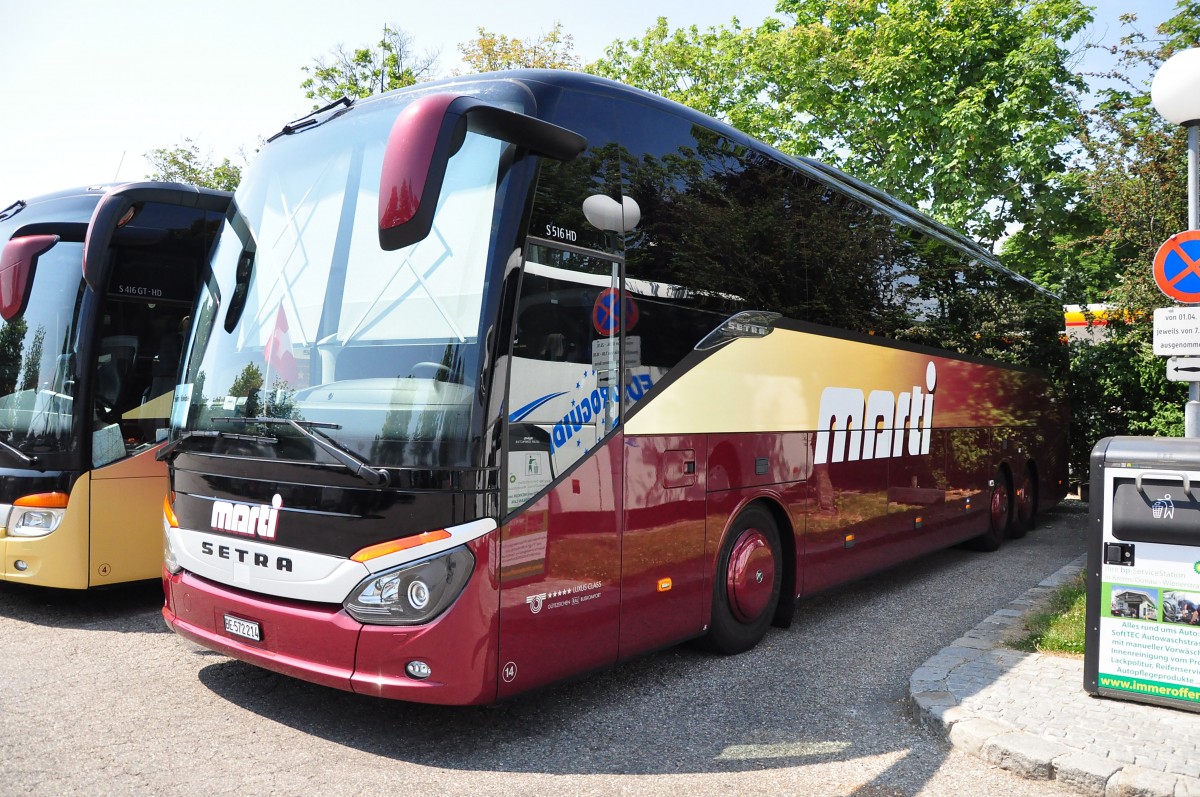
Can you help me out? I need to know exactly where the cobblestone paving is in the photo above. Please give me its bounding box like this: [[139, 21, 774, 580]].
[[911, 557, 1200, 796]]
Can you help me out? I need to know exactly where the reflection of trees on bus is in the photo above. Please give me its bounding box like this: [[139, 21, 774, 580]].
[[264, 379, 296, 420], [527, 93, 1067, 541], [20, 326, 45, 392], [0, 318, 27, 397], [531, 114, 1066, 380], [228, 362, 263, 418]]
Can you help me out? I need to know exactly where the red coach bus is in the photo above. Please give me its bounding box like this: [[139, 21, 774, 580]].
[[160, 71, 1068, 704]]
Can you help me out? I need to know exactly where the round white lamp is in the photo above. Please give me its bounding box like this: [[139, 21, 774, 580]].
[[1152, 48, 1200, 126], [1152, 48, 1200, 229]]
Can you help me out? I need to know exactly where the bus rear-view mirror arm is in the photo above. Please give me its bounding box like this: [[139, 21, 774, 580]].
[[379, 94, 587, 251], [82, 182, 233, 293]]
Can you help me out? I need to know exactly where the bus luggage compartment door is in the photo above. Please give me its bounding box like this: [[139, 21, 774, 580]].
[[619, 435, 706, 659]]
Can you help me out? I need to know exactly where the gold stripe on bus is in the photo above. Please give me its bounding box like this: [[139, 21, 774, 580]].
[[624, 329, 935, 436]]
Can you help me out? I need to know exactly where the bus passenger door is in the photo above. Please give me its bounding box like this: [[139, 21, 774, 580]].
[[497, 240, 625, 699], [620, 435, 707, 658], [84, 188, 230, 586]]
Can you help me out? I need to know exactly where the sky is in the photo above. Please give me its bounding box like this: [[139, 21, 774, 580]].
[[0, 0, 1180, 202]]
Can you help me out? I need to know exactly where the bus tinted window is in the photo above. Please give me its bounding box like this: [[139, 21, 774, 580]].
[[620, 113, 788, 317], [0, 242, 83, 453]]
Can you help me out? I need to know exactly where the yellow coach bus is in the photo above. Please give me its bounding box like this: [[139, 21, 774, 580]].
[[0, 182, 229, 587]]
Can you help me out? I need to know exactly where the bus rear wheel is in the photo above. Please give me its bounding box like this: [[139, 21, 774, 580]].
[[704, 505, 782, 655]]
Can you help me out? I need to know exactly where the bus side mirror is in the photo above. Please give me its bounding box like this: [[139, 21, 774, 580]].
[[379, 93, 587, 251], [0, 234, 58, 321]]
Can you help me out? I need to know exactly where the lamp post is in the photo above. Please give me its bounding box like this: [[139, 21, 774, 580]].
[[1152, 48, 1200, 437]]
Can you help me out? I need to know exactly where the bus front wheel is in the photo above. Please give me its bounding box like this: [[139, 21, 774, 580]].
[[704, 505, 782, 655]]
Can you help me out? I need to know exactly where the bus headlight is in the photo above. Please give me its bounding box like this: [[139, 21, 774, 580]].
[[344, 546, 474, 625], [8, 492, 69, 538]]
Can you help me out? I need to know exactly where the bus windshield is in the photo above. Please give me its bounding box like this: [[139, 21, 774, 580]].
[[175, 97, 505, 469], [0, 241, 83, 455]]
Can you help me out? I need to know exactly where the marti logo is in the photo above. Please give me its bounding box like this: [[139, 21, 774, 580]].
[[210, 494, 283, 539], [526, 593, 547, 614], [814, 362, 938, 466]]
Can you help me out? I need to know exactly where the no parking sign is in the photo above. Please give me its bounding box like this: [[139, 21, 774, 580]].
[[1154, 231, 1200, 304], [592, 288, 639, 335]]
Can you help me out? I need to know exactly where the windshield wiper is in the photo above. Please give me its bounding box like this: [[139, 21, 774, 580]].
[[214, 417, 390, 487], [267, 96, 354, 142], [0, 199, 26, 222], [0, 430, 39, 468], [156, 429, 279, 462]]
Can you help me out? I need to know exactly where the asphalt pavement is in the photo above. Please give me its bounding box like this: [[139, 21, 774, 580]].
[[910, 501, 1200, 797]]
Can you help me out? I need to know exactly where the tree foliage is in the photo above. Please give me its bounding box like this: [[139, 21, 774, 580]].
[[301, 24, 438, 106], [457, 22, 581, 73], [589, 18, 764, 133], [1051, 3, 1199, 477], [145, 139, 241, 191], [590, 0, 1092, 246]]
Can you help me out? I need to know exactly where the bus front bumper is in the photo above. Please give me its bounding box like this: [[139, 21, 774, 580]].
[[163, 567, 499, 705]]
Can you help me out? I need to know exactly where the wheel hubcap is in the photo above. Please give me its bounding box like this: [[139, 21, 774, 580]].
[[726, 528, 775, 623]]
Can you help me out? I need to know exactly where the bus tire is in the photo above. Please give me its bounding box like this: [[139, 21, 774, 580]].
[[970, 469, 1011, 552], [704, 504, 782, 655], [1011, 463, 1038, 537]]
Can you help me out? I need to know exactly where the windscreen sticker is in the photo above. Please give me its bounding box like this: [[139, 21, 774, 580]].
[[92, 423, 124, 468], [170, 383, 193, 429]]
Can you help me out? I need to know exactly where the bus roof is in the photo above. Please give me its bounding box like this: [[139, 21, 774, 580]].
[[339, 69, 1054, 301]]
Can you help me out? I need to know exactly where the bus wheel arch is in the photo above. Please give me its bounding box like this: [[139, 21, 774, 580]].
[[702, 500, 785, 654], [759, 498, 797, 629]]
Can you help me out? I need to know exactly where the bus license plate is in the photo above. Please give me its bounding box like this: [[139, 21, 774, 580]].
[[223, 614, 261, 642]]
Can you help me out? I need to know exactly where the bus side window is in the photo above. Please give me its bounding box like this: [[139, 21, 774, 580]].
[[508, 249, 621, 501]]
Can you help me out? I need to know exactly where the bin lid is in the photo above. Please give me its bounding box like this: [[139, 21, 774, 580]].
[[1095, 436, 1200, 469]]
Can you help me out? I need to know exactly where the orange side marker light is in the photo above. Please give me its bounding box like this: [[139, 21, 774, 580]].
[[351, 530, 452, 563]]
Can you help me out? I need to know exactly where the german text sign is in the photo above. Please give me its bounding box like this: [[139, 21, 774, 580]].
[[1153, 307, 1200, 355]]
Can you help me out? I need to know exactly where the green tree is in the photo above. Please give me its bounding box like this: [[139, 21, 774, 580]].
[[457, 22, 581, 73], [301, 24, 438, 105], [589, 17, 766, 137], [1052, 3, 1199, 479], [591, 0, 1092, 247], [145, 139, 241, 191]]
